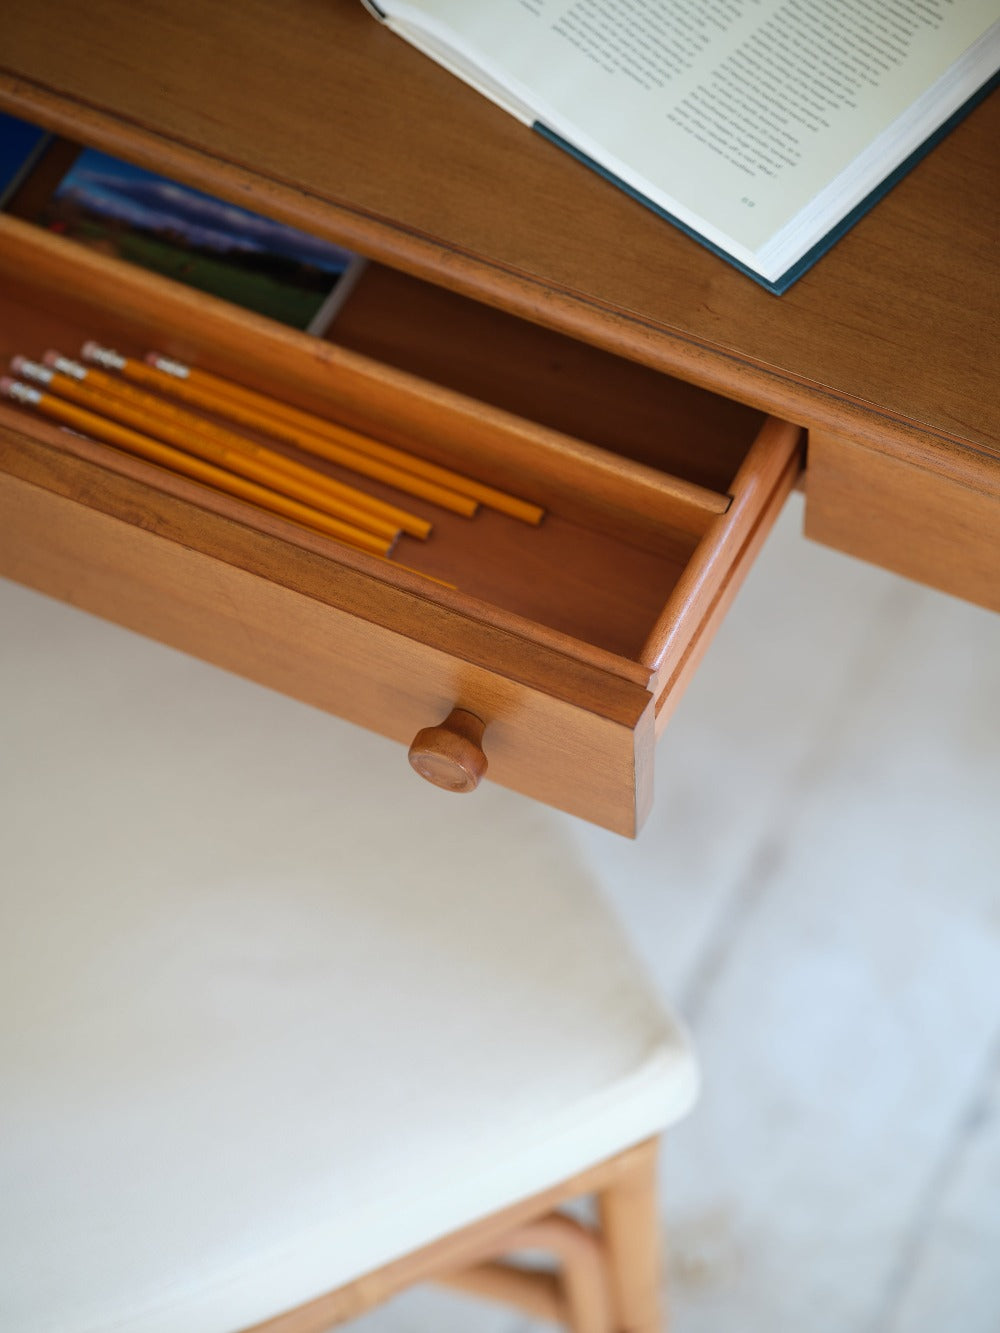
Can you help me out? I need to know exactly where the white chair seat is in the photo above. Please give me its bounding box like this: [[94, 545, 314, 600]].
[[0, 577, 697, 1333]]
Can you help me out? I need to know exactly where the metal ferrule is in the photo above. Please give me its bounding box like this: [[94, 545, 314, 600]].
[[148, 354, 190, 379], [82, 342, 126, 370], [11, 358, 53, 385]]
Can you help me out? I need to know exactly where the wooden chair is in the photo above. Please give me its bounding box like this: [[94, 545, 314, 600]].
[[0, 576, 698, 1333]]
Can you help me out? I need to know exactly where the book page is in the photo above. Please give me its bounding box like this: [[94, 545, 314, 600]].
[[386, 0, 998, 267]]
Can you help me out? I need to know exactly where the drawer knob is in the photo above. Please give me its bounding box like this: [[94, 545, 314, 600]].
[[408, 708, 488, 793]]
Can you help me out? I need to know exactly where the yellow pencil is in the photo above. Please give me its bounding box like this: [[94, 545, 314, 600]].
[[46, 352, 431, 539], [80, 344, 479, 517], [13, 357, 409, 542], [1, 376, 393, 556], [137, 349, 545, 524], [36, 353, 429, 542]]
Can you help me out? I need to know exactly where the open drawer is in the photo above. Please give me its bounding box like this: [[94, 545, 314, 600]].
[[0, 215, 802, 835]]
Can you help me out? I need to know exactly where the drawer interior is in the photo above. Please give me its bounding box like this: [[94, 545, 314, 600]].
[[333, 262, 758, 495], [0, 215, 776, 675]]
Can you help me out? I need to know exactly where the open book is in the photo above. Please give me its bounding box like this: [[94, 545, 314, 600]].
[[363, 0, 999, 293]]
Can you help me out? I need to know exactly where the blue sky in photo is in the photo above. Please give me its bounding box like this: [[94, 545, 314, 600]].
[[53, 148, 354, 273], [0, 113, 47, 194]]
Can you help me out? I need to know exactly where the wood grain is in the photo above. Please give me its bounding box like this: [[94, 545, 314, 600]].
[[642, 417, 805, 682], [408, 707, 489, 794], [654, 437, 803, 738], [334, 263, 764, 495], [0, 214, 730, 546], [0, 0, 995, 466], [0, 217, 708, 665], [0, 206, 807, 829], [804, 431, 1000, 613], [0, 461, 655, 834], [0, 429, 654, 712]]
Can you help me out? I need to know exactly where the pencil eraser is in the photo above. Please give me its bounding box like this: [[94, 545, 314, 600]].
[[9, 355, 27, 374], [2, 377, 40, 404], [42, 350, 60, 367], [83, 343, 125, 369]]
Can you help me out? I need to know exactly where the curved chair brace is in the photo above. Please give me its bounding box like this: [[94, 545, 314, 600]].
[[439, 1212, 614, 1333], [241, 1141, 663, 1333]]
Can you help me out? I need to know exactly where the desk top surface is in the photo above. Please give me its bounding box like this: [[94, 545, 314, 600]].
[[2, 0, 997, 463]]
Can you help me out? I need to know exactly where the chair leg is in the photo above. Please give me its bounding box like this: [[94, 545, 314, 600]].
[[596, 1139, 663, 1333]]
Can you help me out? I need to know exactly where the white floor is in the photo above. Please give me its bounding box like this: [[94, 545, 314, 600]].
[[4, 489, 997, 1332], [352, 492, 1000, 1332]]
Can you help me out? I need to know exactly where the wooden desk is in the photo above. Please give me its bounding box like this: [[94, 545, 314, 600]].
[[0, 0, 996, 832]]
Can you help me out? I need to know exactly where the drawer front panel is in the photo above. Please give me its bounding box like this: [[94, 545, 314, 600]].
[[1, 468, 655, 835], [805, 430, 1000, 613]]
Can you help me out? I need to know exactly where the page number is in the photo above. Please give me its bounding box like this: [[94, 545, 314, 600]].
[[741, 196, 756, 208]]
